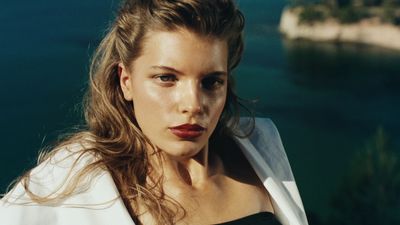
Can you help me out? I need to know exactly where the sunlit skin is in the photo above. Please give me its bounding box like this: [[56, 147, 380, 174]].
[[119, 29, 274, 224], [120, 29, 227, 181]]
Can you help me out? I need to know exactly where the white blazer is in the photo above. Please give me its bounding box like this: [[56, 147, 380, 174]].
[[0, 118, 308, 225]]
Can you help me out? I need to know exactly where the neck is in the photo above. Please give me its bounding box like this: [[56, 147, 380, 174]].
[[149, 143, 223, 189]]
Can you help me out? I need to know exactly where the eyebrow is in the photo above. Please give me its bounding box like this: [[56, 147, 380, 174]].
[[151, 65, 227, 77], [151, 66, 183, 75]]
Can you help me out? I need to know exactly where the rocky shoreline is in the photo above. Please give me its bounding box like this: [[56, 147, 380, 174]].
[[279, 7, 400, 51]]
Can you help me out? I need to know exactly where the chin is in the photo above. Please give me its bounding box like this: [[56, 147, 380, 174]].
[[161, 142, 206, 159]]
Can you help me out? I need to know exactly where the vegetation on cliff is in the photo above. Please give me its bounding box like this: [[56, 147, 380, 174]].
[[290, 0, 400, 25]]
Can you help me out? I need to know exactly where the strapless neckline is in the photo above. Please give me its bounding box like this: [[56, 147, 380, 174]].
[[214, 211, 282, 225]]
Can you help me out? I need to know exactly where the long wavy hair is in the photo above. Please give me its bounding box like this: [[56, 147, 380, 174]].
[[14, 0, 245, 224]]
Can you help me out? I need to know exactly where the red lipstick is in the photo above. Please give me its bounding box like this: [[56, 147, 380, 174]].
[[169, 124, 205, 139]]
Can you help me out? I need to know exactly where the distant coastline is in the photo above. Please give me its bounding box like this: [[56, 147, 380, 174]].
[[279, 7, 400, 51]]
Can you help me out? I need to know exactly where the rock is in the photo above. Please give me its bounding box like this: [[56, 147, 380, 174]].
[[279, 7, 400, 51]]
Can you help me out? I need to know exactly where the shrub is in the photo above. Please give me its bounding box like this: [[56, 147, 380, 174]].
[[333, 6, 369, 23], [328, 127, 400, 225], [299, 6, 327, 24], [363, 0, 384, 6], [337, 0, 352, 8], [382, 3, 400, 25]]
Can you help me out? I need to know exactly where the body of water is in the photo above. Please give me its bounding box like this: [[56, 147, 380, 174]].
[[1, 0, 399, 222]]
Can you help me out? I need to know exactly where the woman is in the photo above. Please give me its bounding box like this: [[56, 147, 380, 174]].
[[0, 0, 308, 224]]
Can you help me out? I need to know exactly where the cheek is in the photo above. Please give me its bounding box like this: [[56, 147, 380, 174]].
[[209, 89, 227, 122], [213, 95, 226, 116], [131, 82, 173, 127]]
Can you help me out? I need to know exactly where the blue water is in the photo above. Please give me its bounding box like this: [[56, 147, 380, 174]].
[[1, 0, 399, 222]]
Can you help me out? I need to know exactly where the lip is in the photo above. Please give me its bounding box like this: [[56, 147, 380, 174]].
[[169, 124, 206, 139]]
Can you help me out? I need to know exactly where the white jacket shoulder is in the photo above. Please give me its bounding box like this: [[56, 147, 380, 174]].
[[0, 142, 135, 225]]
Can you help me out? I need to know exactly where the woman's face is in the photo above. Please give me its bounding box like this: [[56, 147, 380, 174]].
[[120, 29, 228, 160]]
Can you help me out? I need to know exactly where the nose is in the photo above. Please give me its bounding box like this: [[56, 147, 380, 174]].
[[178, 80, 204, 115]]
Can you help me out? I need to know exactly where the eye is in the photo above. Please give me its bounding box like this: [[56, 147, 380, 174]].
[[201, 76, 225, 90], [154, 74, 177, 86], [157, 74, 177, 82]]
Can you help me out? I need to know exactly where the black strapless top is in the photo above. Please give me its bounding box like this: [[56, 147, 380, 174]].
[[214, 212, 282, 225]]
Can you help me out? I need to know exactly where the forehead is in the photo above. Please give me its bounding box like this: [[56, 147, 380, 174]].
[[132, 29, 228, 73]]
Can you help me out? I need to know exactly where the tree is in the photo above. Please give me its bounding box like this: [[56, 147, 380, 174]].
[[363, 0, 384, 6], [337, 0, 353, 7], [328, 127, 400, 225]]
